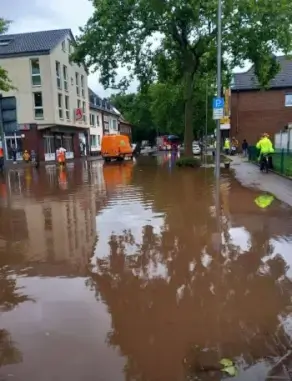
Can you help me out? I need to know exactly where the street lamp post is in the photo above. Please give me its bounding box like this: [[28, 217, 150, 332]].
[[215, 0, 222, 180]]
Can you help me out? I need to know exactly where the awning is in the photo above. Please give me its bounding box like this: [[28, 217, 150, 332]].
[[37, 124, 90, 133]]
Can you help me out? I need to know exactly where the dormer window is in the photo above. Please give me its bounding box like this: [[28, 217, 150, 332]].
[[0, 39, 12, 46], [94, 97, 97, 106]]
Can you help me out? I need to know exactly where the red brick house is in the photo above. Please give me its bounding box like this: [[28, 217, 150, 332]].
[[231, 56, 292, 145]]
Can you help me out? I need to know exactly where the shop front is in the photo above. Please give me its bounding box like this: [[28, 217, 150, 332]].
[[4, 132, 24, 161], [41, 126, 88, 162]]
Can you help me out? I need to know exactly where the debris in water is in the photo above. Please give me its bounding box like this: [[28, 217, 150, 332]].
[[219, 358, 237, 377]]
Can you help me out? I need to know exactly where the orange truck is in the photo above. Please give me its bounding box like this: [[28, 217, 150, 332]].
[[101, 134, 133, 162]]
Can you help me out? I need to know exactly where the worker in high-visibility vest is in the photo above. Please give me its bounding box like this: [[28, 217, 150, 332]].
[[0, 146, 4, 173], [57, 147, 66, 166]]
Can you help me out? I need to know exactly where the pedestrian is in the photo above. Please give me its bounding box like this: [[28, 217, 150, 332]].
[[223, 138, 230, 155], [242, 139, 249, 157], [0, 145, 4, 173], [256, 132, 274, 170], [11, 144, 17, 164]]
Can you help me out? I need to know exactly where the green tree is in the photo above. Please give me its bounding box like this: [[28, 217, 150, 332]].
[[0, 19, 14, 92], [111, 92, 157, 143], [73, 0, 292, 155]]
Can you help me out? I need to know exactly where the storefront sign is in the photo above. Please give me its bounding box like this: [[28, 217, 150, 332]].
[[75, 108, 83, 121], [17, 124, 30, 131], [65, 152, 74, 159]]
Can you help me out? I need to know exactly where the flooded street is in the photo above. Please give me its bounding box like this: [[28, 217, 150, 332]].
[[1, 154, 292, 381]]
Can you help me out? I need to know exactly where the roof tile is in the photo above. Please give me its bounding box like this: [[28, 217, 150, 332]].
[[232, 56, 292, 91], [0, 29, 71, 57]]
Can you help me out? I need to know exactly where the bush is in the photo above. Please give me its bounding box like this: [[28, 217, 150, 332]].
[[176, 157, 201, 168]]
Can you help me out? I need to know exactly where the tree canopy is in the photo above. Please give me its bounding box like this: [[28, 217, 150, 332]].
[[0, 19, 14, 92], [110, 79, 216, 143], [73, 0, 292, 155]]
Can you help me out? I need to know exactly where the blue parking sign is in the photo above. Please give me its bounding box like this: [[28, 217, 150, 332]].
[[213, 97, 224, 109]]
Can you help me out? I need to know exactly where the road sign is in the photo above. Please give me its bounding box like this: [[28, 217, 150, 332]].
[[213, 97, 224, 120]]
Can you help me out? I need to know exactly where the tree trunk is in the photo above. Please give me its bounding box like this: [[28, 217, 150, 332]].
[[183, 70, 194, 157]]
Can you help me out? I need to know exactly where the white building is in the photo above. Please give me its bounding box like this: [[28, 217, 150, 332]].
[[88, 89, 120, 155], [0, 29, 90, 161]]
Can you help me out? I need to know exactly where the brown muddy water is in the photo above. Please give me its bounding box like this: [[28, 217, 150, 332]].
[[1, 153, 292, 381]]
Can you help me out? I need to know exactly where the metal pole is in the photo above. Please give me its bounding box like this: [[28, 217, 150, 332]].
[[0, 95, 6, 165], [215, 0, 222, 180]]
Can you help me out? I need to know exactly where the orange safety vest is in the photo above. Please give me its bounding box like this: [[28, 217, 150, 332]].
[[0, 148, 3, 158], [57, 151, 65, 163]]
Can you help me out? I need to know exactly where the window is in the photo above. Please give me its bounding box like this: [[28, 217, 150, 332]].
[[30, 58, 41, 86], [82, 101, 86, 122], [56, 61, 61, 89], [65, 95, 70, 120], [90, 135, 97, 147], [112, 119, 117, 131], [285, 94, 292, 107], [90, 113, 95, 126], [81, 75, 85, 97], [97, 135, 101, 146], [62, 40, 66, 52], [77, 99, 81, 109], [75, 73, 79, 96], [33, 92, 43, 119], [68, 39, 72, 54], [71, 77, 74, 85], [63, 65, 68, 91], [63, 135, 73, 152], [0, 39, 12, 46], [96, 115, 100, 126], [58, 93, 63, 119]]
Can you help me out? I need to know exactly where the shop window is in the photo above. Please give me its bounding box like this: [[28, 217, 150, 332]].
[[63, 135, 73, 152]]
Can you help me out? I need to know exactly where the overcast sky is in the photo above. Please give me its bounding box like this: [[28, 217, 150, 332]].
[[1, 0, 137, 97]]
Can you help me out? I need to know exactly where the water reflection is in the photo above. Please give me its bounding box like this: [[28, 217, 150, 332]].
[[0, 157, 292, 380]]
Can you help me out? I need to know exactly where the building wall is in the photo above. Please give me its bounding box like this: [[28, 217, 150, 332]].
[[89, 108, 103, 153], [0, 54, 54, 124], [231, 88, 292, 145], [49, 35, 90, 129], [103, 112, 119, 135], [0, 33, 90, 130], [119, 122, 132, 140]]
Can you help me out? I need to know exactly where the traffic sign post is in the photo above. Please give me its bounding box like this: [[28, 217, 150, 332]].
[[213, 97, 224, 120]]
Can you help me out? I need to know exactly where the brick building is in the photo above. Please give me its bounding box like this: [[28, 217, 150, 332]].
[[231, 56, 292, 145]]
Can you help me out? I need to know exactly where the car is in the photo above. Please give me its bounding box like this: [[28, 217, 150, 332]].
[[192, 142, 201, 155]]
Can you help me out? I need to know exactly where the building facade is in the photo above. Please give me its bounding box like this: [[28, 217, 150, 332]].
[[0, 29, 90, 161], [88, 89, 120, 155], [119, 117, 133, 140], [231, 56, 292, 145]]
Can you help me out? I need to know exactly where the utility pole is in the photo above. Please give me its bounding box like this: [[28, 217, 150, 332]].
[[0, 94, 6, 165], [215, 0, 222, 180]]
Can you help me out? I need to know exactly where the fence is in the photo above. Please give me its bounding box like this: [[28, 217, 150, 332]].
[[248, 146, 292, 177]]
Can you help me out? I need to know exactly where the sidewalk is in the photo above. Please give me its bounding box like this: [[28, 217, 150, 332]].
[[230, 155, 292, 207]]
